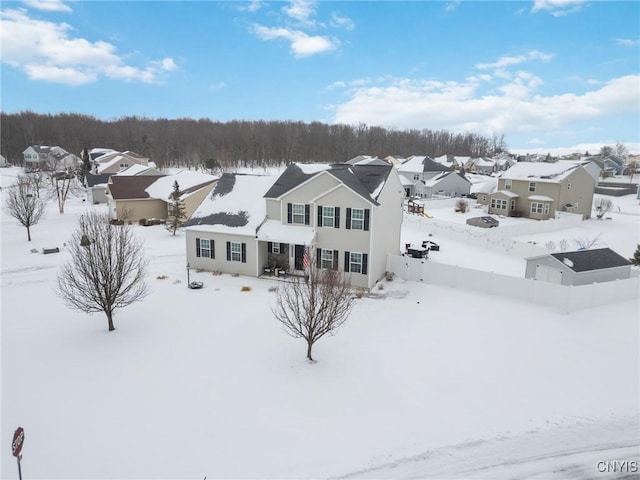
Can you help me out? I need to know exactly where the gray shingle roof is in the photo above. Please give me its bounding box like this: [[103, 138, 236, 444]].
[[263, 163, 392, 205], [107, 176, 159, 200], [551, 248, 632, 272]]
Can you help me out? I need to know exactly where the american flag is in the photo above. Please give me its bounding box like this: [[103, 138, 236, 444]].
[[302, 245, 310, 270]]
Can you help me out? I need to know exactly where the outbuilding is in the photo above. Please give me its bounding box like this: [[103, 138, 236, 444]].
[[525, 248, 633, 285]]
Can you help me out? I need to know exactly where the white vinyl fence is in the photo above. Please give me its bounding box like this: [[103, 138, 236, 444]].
[[387, 255, 639, 313], [403, 211, 584, 258]]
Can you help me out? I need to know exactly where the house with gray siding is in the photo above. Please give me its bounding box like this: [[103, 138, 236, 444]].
[[185, 163, 404, 290], [525, 248, 633, 285]]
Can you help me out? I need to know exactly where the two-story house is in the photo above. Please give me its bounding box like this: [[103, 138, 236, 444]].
[[477, 162, 595, 219], [22, 145, 80, 171], [185, 163, 404, 290], [397, 156, 458, 198]]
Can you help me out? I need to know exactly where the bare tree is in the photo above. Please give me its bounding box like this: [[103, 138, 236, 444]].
[[615, 140, 628, 159], [3, 175, 47, 241], [56, 211, 150, 331], [574, 233, 602, 250], [272, 260, 353, 362], [44, 153, 82, 214], [594, 198, 614, 219]]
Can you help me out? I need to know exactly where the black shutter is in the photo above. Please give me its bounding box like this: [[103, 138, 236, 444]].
[[334, 207, 340, 228], [241, 243, 247, 263], [344, 251, 350, 272], [304, 204, 310, 225], [267, 241, 273, 253], [346, 208, 351, 230], [364, 209, 370, 231], [196, 238, 201, 257], [316, 248, 321, 267], [317, 205, 323, 227], [226, 241, 231, 261], [282, 243, 289, 255], [333, 250, 339, 269], [287, 203, 292, 224], [211, 240, 215, 259], [362, 253, 368, 275]]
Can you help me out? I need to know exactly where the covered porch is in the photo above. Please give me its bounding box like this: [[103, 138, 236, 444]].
[[257, 220, 317, 276]]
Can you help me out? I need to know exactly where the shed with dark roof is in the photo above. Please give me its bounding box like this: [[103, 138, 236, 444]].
[[525, 248, 633, 285]]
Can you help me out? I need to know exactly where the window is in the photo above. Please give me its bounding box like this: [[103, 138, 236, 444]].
[[510, 199, 516, 211], [321, 249, 334, 269], [528, 182, 536, 192], [288, 203, 309, 225], [349, 208, 365, 230], [567, 182, 571, 190], [504, 179, 512, 190], [226, 241, 246, 263], [530, 202, 550, 215], [344, 251, 368, 274], [196, 238, 214, 258], [272, 242, 280, 254], [316, 205, 340, 228], [292, 203, 305, 224], [230, 242, 242, 262], [119, 163, 129, 170], [491, 199, 507, 210], [481, 195, 487, 202]]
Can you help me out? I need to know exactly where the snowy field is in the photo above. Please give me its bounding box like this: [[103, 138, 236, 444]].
[[1, 167, 638, 479]]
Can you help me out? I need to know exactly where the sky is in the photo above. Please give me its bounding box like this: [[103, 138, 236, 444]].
[[1, 0, 639, 155]]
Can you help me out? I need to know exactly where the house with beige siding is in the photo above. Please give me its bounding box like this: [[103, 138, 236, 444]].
[[105, 170, 217, 223], [185, 163, 404, 290], [478, 162, 595, 219], [93, 150, 150, 175]]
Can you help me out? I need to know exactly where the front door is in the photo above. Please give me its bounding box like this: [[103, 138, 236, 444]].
[[294, 244, 305, 271]]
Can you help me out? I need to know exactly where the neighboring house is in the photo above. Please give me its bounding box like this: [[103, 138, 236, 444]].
[[525, 248, 633, 285], [558, 159, 602, 183], [478, 162, 595, 219], [105, 170, 217, 222], [89, 148, 116, 161], [22, 145, 80, 171], [397, 156, 453, 198], [470, 157, 496, 175], [0, 154, 8, 167], [384, 155, 408, 166], [93, 151, 150, 175], [494, 155, 516, 171], [86, 165, 164, 204], [587, 155, 625, 176], [422, 171, 471, 198], [186, 163, 404, 290]]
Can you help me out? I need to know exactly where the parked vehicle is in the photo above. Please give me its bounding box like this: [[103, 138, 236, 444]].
[[422, 240, 440, 251], [466, 216, 499, 228]]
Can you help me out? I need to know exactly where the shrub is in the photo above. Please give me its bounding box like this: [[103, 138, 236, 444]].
[[268, 286, 278, 292], [385, 271, 396, 281], [138, 218, 147, 226], [212, 270, 222, 276], [241, 285, 251, 292], [455, 199, 469, 213], [109, 219, 124, 225]]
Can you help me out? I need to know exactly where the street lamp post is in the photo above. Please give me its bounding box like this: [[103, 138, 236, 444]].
[[186, 262, 191, 287]]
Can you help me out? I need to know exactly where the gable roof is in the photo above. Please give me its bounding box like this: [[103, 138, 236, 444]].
[[263, 163, 392, 205], [144, 170, 218, 201], [186, 173, 277, 235], [86, 173, 113, 187], [549, 248, 632, 272], [423, 171, 472, 187], [107, 176, 159, 200], [501, 161, 583, 183], [397, 156, 451, 174]]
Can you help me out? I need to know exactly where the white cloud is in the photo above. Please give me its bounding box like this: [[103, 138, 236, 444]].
[[22, 0, 71, 12], [531, 0, 586, 16], [251, 24, 338, 57], [0, 9, 177, 86], [444, 1, 460, 13], [331, 74, 640, 140], [283, 0, 317, 26], [476, 50, 553, 70], [237, 0, 264, 13], [209, 81, 227, 91], [615, 38, 640, 47], [330, 12, 354, 31]]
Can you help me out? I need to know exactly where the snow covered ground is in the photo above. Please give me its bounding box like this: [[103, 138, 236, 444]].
[[1, 167, 638, 479]]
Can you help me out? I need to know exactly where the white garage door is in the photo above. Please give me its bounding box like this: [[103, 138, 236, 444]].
[[534, 265, 563, 284]]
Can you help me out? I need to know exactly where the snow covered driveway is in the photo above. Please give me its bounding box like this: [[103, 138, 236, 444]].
[[340, 416, 640, 479]]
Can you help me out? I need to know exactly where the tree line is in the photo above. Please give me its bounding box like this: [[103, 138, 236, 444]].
[[1, 111, 507, 168]]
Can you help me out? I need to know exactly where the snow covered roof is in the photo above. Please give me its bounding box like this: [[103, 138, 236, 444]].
[[527, 248, 632, 273], [501, 162, 581, 182], [492, 189, 519, 198], [528, 195, 554, 201], [186, 173, 277, 236], [117, 164, 154, 176], [256, 220, 316, 245], [468, 174, 498, 194], [264, 163, 392, 206], [397, 156, 451, 174], [145, 170, 218, 201]]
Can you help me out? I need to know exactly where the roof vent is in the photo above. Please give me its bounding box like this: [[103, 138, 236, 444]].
[[562, 258, 574, 267]]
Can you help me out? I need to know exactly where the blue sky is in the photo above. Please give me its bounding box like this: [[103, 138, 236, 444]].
[[1, 0, 639, 154]]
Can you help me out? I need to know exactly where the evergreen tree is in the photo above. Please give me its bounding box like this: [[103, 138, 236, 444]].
[[630, 244, 640, 266], [166, 180, 187, 236], [80, 146, 92, 183]]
